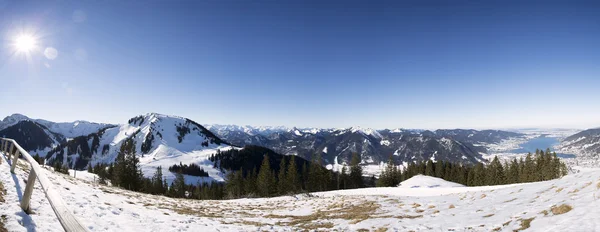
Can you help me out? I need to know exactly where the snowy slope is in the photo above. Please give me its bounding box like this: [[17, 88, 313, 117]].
[[2, 152, 600, 232], [398, 175, 465, 188], [45, 113, 234, 184]]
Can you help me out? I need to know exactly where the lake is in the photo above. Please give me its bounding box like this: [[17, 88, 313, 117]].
[[511, 136, 576, 158]]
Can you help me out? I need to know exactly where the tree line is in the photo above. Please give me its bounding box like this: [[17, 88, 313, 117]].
[[223, 152, 370, 198], [377, 148, 568, 187], [87, 142, 371, 200]]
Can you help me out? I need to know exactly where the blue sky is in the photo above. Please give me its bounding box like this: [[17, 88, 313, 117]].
[[1, 1, 599, 129]]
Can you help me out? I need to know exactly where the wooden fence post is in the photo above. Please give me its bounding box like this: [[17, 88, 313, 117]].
[[21, 167, 37, 213], [7, 142, 14, 160], [11, 150, 20, 173]]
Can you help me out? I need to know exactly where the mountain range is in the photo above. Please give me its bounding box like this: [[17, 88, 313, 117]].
[[205, 125, 524, 166], [557, 128, 600, 158], [5, 112, 596, 182]]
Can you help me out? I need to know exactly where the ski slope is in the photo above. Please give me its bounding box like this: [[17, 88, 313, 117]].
[[1, 151, 600, 231]]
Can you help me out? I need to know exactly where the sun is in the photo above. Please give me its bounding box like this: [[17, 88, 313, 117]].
[[13, 34, 37, 53]]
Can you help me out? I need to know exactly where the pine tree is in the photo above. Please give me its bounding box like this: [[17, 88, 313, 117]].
[[257, 155, 275, 197], [277, 158, 288, 194], [508, 159, 520, 184], [377, 155, 400, 187], [173, 171, 186, 198], [340, 165, 349, 189], [434, 161, 444, 178], [244, 168, 258, 196], [152, 166, 165, 195], [425, 160, 435, 177], [349, 153, 364, 189], [286, 156, 300, 193]]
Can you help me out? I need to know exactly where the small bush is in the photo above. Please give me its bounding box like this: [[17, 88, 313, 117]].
[[551, 204, 572, 215]]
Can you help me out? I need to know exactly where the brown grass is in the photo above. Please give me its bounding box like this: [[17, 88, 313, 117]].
[[555, 187, 564, 193], [415, 209, 424, 213], [492, 227, 502, 231], [0, 181, 5, 203], [551, 204, 573, 215], [514, 217, 535, 231], [448, 204, 455, 209], [428, 205, 436, 209], [540, 210, 549, 216], [568, 189, 580, 194], [0, 179, 6, 232], [503, 220, 512, 226], [265, 200, 381, 227], [412, 203, 421, 208], [394, 214, 423, 219], [374, 227, 388, 232], [504, 198, 517, 203], [432, 210, 440, 214], [597, 182, 600, 190], [483, 214, 495, 218], [480, 194, 487, 199]]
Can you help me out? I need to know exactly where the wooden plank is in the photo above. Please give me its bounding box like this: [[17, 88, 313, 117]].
[[1, 138, 90, 232], [21, 167, 37, 213]]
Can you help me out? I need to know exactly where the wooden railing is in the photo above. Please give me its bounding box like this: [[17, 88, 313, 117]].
[[0, 138, 90, 232]]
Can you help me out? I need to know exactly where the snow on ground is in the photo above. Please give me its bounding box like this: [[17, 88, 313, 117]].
[[139, 144, 234, 184], [398, 175, 464, 188], [2, 150, 600, 231]]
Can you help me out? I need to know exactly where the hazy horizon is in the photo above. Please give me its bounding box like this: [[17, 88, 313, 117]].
[[2, 1, 599, 129]]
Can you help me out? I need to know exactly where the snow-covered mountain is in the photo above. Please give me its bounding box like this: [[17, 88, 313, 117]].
[[0, 113, 115, 156], [206, 125, 524, 166], [0, 113, 113, 138], [44, 113, 233, 183], [557, 127, 600, 158]]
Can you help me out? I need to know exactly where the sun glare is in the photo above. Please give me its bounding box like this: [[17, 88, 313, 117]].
[[14, 34, 37, 53]]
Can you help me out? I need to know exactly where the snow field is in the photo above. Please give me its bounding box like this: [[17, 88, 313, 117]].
[[2, 150, 600, 231]]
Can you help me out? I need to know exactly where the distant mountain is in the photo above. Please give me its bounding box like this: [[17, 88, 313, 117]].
[[0, 120, 65, 152], [43, 113, 232, 184], [0, 113, 115, 155], [206, 125, 524, 166], [557, 128, 600, 157], [0, 113, 114, 139]]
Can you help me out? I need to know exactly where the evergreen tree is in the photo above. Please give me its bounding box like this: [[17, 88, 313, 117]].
[[173, 171, 186, 198], [425, 160, 435, 177], [349, 153, 364, 188], [285, 156, 300, 193], [277, 158, 288, 194], [257, 155, 275, 197], [377, 155, 400, 187], [340, 165, 349, 189], [151, 166, 165, 195], [434, 161, 444, 178]]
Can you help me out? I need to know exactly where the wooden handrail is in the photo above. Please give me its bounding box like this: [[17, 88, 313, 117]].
[[0, 138, 90, 232]]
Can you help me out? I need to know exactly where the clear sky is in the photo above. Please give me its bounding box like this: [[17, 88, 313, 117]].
[[1, 1, 599, 129]]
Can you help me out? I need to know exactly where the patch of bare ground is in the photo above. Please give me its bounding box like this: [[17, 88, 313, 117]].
[[265, 200, 381, 228], [394, 214, 423, 219], [448, 204, 455, 209], [550, 204, 573, 215], [374, 227, 388, 232], [0, 173, 6, 232], [513, 217, 535, 232]]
